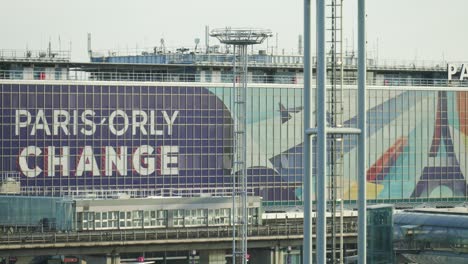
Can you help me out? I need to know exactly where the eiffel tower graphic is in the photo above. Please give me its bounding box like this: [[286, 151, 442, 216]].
[[411, 91, 467, 198]]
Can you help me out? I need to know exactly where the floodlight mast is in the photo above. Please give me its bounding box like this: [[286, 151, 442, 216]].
[[211, 27, 271, 264]]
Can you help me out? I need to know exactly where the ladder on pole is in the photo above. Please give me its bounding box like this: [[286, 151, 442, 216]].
[[327, 0, 345, 263]]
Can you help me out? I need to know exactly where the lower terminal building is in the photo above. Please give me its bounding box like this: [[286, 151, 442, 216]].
[[0, 195, 262, 232]]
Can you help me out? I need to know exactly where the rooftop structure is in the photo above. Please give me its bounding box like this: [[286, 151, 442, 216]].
[[0, 49, 70, 63], [210, 28, 272, 45]]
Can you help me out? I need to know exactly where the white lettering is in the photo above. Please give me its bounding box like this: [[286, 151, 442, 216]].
[[447, 63, 468, 81], [17, 144, 180, 178], [162, 111, 179, 136], [448, 64, 457, 80], [132, 145, 155, 176], [159, 146, 179, 175], [80, 110, 96, 136], [15, 110, 31, 136], [31, 109, 51, 136], [73, 110, 78, 135], [53, 110, 70, 135], [19, 146, 42, 178], [76, 146, 100, 176], [150, 110, 163, 136], [104, 146, 128, 176], [132, 110, 148, 136], [14, 109, 178, 137], [460, 64, 468, 80], [109, 110, 129, 136], [47, 146, 70, 176]]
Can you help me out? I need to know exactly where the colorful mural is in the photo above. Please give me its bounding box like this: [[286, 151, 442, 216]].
[[1, 81, 468, 203]]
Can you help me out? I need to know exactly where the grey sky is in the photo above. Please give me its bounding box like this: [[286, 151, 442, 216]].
[[1, 0, 467, 63]]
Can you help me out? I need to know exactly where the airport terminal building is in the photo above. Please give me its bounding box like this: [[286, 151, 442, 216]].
[[1, 48, 468, 207]]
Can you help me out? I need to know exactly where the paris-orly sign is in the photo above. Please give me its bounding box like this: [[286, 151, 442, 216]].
[[448, 63, 468, 80]]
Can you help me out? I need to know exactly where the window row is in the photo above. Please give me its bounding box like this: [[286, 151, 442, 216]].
[[77, 207, 259, 231]]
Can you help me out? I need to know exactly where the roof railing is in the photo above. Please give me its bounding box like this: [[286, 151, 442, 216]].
[[0, 49, 71, 62], [18, 186, 255, 199], [90, 47, 451, 71], [1, 70, 468, 87]]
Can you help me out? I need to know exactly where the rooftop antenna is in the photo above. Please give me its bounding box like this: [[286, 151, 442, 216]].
[[194, 38, 200, 52], [275, 33, 278, 55], [25, 43, 31, 58], [376, 37, 379, 65], [211, 27, 272, 264], [298, 35, 303, 55], [160, 38, 166, 53], [48, 37, 52, 57], [205, 25, 210, 54], [87, 33, 92, 58], [345, 38, 349, 56]]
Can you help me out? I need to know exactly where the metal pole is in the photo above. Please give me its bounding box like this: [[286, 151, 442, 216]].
[[241, 44, 248, 264], [330, 1, 337, 261], [303, 0, 313, 263], [340, 1, 345, 264], [358, 0, 367, 263], [210, 28, 271, 264], [232, 45, 237, 264], [317, 0, 327, 263], [340, 199, 344, 264]]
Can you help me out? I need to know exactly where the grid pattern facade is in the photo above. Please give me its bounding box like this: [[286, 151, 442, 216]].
[[0, 83, 235, 196], [1, 81, 468, 204]]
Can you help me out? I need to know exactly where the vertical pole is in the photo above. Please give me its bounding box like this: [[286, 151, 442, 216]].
[[241, 44, 248, 264], [316, 0, 327, 263], [357, 0, 367, 263], [303, 0, 313, 263], [340, 1, 345, 264], [340, 199, 344, 264], [232, 45, 237, 264], [87, 33, 92, 58], [330, 1, 337, 261], [205, 25, 210, 54]]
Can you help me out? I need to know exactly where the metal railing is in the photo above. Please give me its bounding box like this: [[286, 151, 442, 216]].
[[1, 70, 468, 87], [0, 172, 20, 182], [0, 220, 358, 245], [19, 186, 256, 199], [90, 47, 452, 71], [0, 49, 71, 62], [0, 48, 454, 71], [395, 240, 468, 255]]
